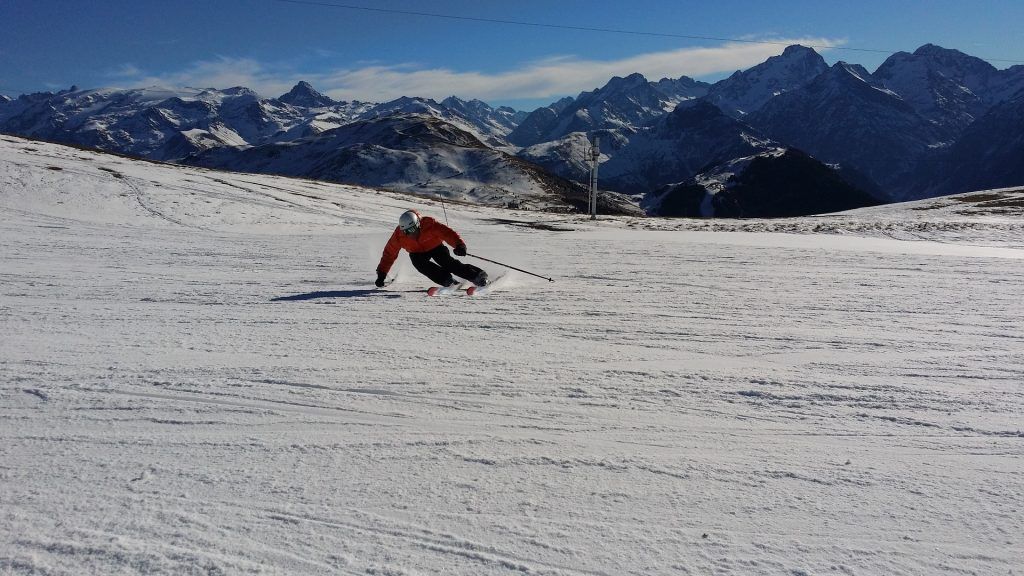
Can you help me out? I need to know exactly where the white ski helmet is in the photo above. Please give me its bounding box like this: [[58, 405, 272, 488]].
[[398, 210, 421, 235]]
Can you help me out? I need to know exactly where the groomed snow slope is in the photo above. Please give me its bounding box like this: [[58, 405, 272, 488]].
[[1, 135, 1022, 575]]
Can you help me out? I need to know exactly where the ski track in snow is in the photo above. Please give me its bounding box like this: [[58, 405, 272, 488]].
[[1, 135, 1023, 575]]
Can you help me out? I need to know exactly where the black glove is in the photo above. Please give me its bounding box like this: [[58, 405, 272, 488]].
[[375, 271, 386, 287], [454, 243, 467, 256]]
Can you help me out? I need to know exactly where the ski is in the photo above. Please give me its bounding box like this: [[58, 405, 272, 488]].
[[426, 284, 464, 297], [427, 283, 490, 296]]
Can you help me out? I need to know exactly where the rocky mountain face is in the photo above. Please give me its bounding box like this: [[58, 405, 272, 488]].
[[277, 80, 337, 108], [704, 44, 830, 118], [502, 97, 575, 149], [507, 73, 709, 147], [746, 62, 942, 201], [442, 96, 527, 139], [599, 101, 774, 194], [924, 89, 1024, 197], [873, 44, 1024, 140]]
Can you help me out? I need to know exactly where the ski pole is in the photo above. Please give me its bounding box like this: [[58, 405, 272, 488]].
[[466, 253, 554, 282]]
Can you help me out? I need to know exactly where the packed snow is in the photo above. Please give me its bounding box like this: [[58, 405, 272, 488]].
[[1, 135, 1022, 575]]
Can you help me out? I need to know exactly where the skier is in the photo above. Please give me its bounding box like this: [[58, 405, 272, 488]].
[[375, 209, 488, 288]]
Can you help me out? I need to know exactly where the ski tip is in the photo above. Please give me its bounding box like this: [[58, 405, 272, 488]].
[[427, 286, 439, 297], [466, 286, 477, 296]]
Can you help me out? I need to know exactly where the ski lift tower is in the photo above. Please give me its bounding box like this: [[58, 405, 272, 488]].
[[588, 136, 600, 220]]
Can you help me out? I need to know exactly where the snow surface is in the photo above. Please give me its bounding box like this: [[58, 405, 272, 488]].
[[2, 135, 1023, 575]]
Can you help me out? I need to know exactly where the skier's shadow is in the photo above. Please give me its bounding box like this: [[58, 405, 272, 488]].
[[271, 289, 401, 301]]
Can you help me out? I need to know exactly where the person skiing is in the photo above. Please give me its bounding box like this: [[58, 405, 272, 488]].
[[375, 209, 488, 288]]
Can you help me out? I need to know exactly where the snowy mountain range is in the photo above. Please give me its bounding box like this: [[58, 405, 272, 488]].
[[744, 46, 1024, 201], [182, 113, 626, 212], [518, 43, 1024, 205], [2, 43, 1023, 216], [0, 83, 522, 159]]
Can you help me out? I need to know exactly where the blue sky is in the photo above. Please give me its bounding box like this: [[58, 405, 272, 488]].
[[3, 0, 1024, 110]]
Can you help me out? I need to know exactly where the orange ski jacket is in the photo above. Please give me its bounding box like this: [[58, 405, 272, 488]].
[[376, 216, 465, 275]]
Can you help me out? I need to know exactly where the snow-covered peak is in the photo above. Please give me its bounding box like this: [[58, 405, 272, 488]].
[[363, 96, 445, 118], [874, 44, 1006, 136], [441, 96, 488, 113], [705, 44, 829, 117], [651, 76, 710, 106], [825, 62, 901, 97], [439, 96, 525, 140], [912, 44, 996, 72], [186, 86, 261, 106], [209, 87, 258, 100], [278, 81, 336, 108], [441, 96, 525, 121], [594, 72, 649, 96], [509, 72, 705, 147], [780, 44, 816, 58], [877, 44, 996, 89], [350, 96, 522, 146], [812, 62, 889, 93], [836, 62, 871, 83]]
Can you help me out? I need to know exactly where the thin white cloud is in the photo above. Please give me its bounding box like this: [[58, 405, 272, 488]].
[[129, 56, 286, 92], [107, 63, 143, 78], [121, 38, 844, 103]]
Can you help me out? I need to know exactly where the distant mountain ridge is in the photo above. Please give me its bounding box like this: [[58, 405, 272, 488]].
[[515, 43, 1024, 206], [181, 113, 639, 214], [0, 83, 522, 160], [3, 42, 1024, 216]]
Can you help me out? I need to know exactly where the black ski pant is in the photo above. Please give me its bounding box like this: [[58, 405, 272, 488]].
[[409, 245, 483, 286]]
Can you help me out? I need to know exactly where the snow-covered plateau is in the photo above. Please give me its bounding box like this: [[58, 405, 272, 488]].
[[2, 135, 1022, 575]]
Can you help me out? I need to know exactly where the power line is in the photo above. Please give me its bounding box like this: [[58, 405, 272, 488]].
[[269, 0, 1024, 64]]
